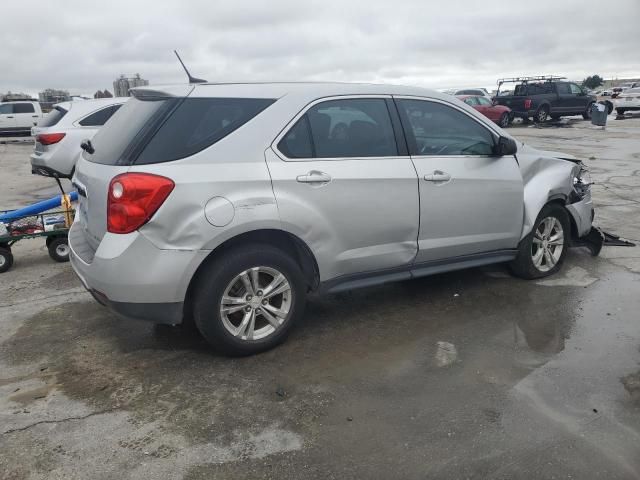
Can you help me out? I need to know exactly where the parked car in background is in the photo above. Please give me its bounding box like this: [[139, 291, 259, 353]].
[[30, 98, 128, 178], [615, 87, 640, 115], [494, 77, 596, 123], [0, 101, 43, 134], [457, 95, 512, 127], [454, 88, 492, 99], [69, 82, 595, 356]]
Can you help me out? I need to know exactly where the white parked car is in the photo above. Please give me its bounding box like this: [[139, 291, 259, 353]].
[[0, 101, 44, 134], [454, 88, 492, 99], [615, 87, 640, 115], [31, 98, 128, 178]]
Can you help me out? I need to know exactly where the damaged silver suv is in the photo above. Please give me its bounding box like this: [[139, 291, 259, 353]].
[[69, 82, 595, 355]]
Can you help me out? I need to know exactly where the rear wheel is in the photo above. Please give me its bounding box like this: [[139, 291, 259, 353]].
[[193, 244, 307, 356], [582, 102, 595, 120], [47, 236, 70, 263], [0, 246, 14, 273], [534, 105, 549, 123], [510, 204, 570, 279], [498, 112, 509, 128]]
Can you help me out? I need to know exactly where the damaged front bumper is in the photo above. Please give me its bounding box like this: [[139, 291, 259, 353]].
[[573, 227, 636, 256]]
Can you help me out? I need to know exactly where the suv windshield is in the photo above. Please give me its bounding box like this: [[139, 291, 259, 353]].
[[85, 96, 275, 166]]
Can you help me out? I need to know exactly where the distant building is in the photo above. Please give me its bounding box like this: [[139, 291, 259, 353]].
[[1, 91, 35, 102], [39, 88, 70, 104], [113, 74, 149, 97], [94, 89, 114, 99]]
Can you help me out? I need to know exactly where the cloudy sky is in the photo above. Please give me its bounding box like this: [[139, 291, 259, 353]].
[[1, 0, 639, 96]]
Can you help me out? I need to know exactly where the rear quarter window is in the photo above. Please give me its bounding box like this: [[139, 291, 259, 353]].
[[78, 104, 122, 127], [135, 98, 275, 165], [39, 106, 68, 127]]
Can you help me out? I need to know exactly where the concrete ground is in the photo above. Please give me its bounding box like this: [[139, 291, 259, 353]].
[[1, 114, 639, 480]]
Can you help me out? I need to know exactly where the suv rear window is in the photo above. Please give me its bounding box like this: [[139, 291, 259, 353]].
[[39, 106, 68, 127], [85, 97, 274, 165]]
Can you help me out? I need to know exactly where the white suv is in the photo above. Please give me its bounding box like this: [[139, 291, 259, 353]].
[[31, 98, 128, 178]]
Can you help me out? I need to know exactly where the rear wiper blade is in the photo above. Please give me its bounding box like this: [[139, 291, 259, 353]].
[[80, 139, 95, 154]]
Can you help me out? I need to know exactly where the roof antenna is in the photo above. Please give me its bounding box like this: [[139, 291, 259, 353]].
[[174, 50, 207, 84]]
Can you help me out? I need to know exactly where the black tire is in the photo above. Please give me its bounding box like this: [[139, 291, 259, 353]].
[[0, 246, 14, 273], [510, 204, 570, 280], [534, 105, 549, 123], [193, 244, 307, 356], [47, 236, 70, 263], [582, 102, 594, 120], [604, 101, 613, 114], [498, 112, 509, 128], [616, 108, 626, 116]]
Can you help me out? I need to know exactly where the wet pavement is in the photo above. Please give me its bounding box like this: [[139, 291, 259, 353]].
[[1, 115, 639, 479]]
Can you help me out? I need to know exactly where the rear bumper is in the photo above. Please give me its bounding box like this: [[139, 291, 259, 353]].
[[30, 151, 74, 179], [69, 221, 208, 324]]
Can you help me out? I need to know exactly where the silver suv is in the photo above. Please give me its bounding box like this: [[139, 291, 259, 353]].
[[69, 82, 594, 355]]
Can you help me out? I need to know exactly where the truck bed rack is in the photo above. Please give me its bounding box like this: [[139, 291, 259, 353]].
[[497, 75, 566, 86]]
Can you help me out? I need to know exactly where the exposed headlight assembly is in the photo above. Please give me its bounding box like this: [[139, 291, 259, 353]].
[[573, 165, 592, 199]]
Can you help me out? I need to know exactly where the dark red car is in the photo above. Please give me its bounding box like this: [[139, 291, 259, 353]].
[[457, 95, 512, 128]]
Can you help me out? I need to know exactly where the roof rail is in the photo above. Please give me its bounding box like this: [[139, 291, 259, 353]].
[[497, 75, 566, 86]]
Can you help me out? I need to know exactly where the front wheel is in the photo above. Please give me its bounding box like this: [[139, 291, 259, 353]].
[[193, 244, 307, 356], [582, 102, 594, 120], [510, 204, 570, 279]]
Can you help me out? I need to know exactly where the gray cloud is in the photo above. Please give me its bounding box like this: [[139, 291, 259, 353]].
[[1, 0, 638, 96]]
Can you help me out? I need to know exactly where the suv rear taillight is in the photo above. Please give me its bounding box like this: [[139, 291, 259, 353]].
[[107, 173, 174, 234], [36, 133, 66, 145], [524, 99, 532, 109]]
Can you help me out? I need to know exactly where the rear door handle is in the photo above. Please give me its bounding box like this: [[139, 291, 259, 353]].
[[32, 115, 39, 118], [296, 171, 332, 185], [424, 170, 451, 182]]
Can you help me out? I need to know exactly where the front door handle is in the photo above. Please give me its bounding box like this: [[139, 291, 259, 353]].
[[424, 170, 451, 182], [296, 171, 332, 185]]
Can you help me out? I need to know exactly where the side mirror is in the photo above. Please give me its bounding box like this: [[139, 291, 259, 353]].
[[494, 136, 517, 156]]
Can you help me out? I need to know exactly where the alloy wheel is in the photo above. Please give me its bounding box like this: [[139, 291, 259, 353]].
[[531, 217, 564, 272], [219, 266, 292, 341]]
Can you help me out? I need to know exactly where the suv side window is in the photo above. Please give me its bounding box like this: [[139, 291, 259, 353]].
[[13, 103, 35, 113], [278, 98, 398, 159], [556, 83, 571, 94], [0, 104, 13, 114], [310, 98, 398, 158], [398, 99, 496, 156], [569, 83, 582, 95], [79, 105, 122, 127]]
